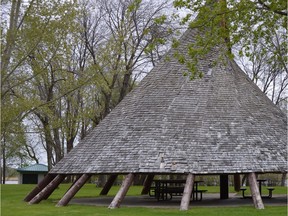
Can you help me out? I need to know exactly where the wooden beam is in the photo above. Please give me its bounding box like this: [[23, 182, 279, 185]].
[[24, 174, 56, 202], [180, 173, 195, 211], [29, 174, 66, 204], [56, 174, 91, 207], [63, 175, 82, 196], [141, 174, 155, 195], [100, 174, 118, 195], [108, 173, 135, 209], [220, 174, 229, 199], [42, 175, 69, 200], [248, 172, 265, 209], [234, 174, 241, 192]]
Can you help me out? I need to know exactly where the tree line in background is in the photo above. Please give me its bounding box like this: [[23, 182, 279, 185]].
[[1, 0, 287, 184]]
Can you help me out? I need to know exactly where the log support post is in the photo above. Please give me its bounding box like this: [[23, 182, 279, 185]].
[[108, 173, 135, 209], [220, 174, 229, 199], [64, 175, 82, 195], [234, 174, 241, 192], [56, 174, 91, 207], [29, 174, 66, 204], [180, 173, 195, 211], [24, 174, 56, 202], [141, 174, 155, 195], [100, 174, 118, 195], [248, 172, 265, 209]]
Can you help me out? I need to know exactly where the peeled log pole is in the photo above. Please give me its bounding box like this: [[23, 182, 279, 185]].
[[100, 174, 118, 195], [141, 174, 155, 195], [220, 174, 229, 199], [29, 174, 66, 204], [63, 175, 82, 196], [248, 172, 265, 209], [108, 173, 135, 209], [234, 174, 241, 192], [56, 174, 91, 207], [180, 173, 195, 211], [24, 174, 56, 202]]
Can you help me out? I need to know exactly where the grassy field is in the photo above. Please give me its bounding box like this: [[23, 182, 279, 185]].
[[1, 184, 287, 216]]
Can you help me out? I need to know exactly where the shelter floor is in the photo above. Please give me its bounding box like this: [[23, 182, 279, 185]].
[[70, 193, 287, 208]]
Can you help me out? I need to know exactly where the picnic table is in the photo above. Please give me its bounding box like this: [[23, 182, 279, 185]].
[[240, 179, 274, 199], [150, 179, 207, 201]]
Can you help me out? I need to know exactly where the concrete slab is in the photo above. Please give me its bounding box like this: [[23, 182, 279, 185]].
[[70, 193, 287, 208]]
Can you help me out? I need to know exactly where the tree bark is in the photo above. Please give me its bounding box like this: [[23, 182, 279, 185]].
[[100, 174, 118, 195], [1, 0, 21, 75], [141, 175, 155, 195], [281, 173, 287, 186], [56, 174, 91, 207], [24, 174, 56, 202], [29, 174, 66, 204], [2, 135, 6, 184], [180, 173, 195, 211], [118, 72, 132, 103], [248, 172, 264, 209], [108, 173, 135, 209], [234, 174, 241, 192], [97, 175, 107, 187], [52, 128, 63, 163]]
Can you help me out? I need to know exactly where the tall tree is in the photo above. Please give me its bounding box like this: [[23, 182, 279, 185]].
[[172, 0, 287, 78], [236, 29, 287, 107], [1, 0, 80, 171], [77, 0, 176, 129], [1, 0, 178, 175]]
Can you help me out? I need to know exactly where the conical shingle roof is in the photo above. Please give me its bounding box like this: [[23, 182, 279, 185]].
[[50, 28, 287, 175]]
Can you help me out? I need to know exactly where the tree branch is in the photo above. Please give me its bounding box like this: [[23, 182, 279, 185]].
[[257, 0, 287, 16]]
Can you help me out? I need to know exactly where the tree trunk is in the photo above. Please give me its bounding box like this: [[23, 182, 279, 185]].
[[141, 175, 155, 195], [108, 173, 134, 209], [56, 174, 91, 207], [100, 174, 118, 195], [248, 172, 264, 209], [281, 173, 287, 186], [52, 128, 62, 163], [66, 137, 74, 153], [118, 72, 131, 103], [180, 173, 194, 211], [2, 135, 6, 184], [234, 174, 241, 192], [24, 174, 56, 202], [1, 0, 21, 74], [242, 174, 249, 186], [97, 175, 107, 187], [41, 118, 54, 170], [29, 174, 66, 204], [133, 174, 146, 185]]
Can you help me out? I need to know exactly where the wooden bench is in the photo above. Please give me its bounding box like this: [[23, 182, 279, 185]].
[[239, 187, 274, 199], [153, 186, 207, 201], [152, 180, 207, 201], [158, 187, 184, 200], [193, 189, 207, 201]]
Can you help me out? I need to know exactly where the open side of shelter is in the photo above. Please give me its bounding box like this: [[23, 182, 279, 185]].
[[24, 1, 287, 211], [25, 172, 277, 210]]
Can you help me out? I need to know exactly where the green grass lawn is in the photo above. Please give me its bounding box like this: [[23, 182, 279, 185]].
[[1, 184, 287, 216]]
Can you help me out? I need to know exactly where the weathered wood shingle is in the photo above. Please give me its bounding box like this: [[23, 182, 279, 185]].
[[50, 28, 287, 175]]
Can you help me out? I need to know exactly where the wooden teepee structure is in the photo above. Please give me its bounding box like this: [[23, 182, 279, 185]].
[[24, 5, 287, 210]]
